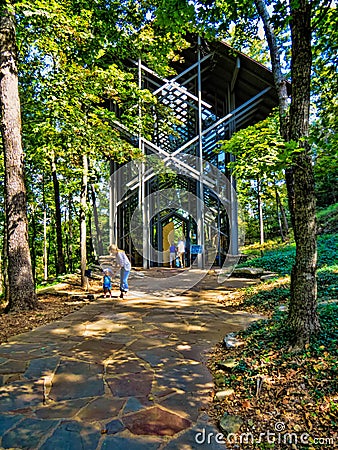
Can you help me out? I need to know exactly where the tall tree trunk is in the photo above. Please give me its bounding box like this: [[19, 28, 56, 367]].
[[286, 0, 320, 345], [80, 154, 88, 288], [47, 221, 53, 276], [30, 209, 37, 282], [257, 178, 264, 245], [42, 176, 48, 280], [87, 208, 96, 263], [255, 0, 320, 346], [0, 243, 3, 296], [2, 218, 10, 305], [0, 7, 37, 311], [43, 208, 48, 281], [278, 193, 289, 239], [50, 154, 66, 275], [67, 195, 73, 273], [90, 184, 104, 256], [275, 185, 288, 242], [275, 186, 284, 242], [284, 168, 295, 232], [254, 0, 295, 228]]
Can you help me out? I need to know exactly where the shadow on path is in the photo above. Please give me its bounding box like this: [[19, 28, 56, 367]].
[[0, 269, 261, 449]]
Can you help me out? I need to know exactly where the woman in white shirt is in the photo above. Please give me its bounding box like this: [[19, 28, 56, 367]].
[[109, 245, 131, 298]]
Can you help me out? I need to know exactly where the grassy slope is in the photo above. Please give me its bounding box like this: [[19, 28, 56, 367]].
[[208, 204, 338, 449], [238, 203, 338, 309]]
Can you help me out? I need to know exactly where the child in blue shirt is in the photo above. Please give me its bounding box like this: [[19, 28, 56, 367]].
[[102, 270, 112, 298]]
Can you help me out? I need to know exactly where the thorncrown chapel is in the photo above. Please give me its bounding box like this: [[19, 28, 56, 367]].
[[105, 36, 279, 270]]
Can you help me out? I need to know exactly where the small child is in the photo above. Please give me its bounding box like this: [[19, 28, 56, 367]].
[[102, 270, 112, 298]]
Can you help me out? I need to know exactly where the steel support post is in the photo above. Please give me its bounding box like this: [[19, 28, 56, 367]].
[[228, 77, 239, 257], [141, 147, 149, 268], [109, 159, 115, 247], [197, 36, 205, 269], [138, 59, 149, 269]]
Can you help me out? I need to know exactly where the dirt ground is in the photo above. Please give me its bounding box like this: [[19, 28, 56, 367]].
[[1, 273, 336, 449], [0, 276, 106, 344]]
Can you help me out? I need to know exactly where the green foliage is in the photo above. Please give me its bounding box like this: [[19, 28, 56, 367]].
[[317, 265, 338, 301], [244, 285, 290, 309], [218, 113, 291, 243], [317, 203, 338, 234], [241, 233, 338, 273], [311, 5, 338, 199], [241, 265, 338, 313], [242, 238, 292, 254], [238, 229, 338, 316], [238, 302, 338, 384], [1, 0, 336, 285], [6, 0, 196, 282], [219, 112, 285, 180], [238, 207, 338, 315], [240, 241, 296, 275], [238, 300, 338, 371], [311, 303, 338, 354], [317, 233, 338, 266]]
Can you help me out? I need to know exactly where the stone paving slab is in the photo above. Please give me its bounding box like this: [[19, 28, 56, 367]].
[[48, 360, 105, 401], [1, 418, 57, 449], [0, 271, 262, 449], [0, 379, 44, 413], [24, 356, 60, 380], [106, 371, 154, 398], [35, 398, 89, 419], [39, 420, 102, 450]]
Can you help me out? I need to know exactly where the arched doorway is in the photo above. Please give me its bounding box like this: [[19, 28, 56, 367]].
[[150, 209, 197, 267]]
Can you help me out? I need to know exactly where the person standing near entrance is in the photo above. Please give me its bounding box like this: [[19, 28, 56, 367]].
[[177, 238, 185, 268], [169, 242, 177, 268], [109, 245, 131, 299]]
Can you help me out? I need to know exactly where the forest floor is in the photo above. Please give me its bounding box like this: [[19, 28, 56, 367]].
[[0, 296, 83, 344], [205, 229, 338, 449], [0, 275, 99, 344], [0, 255, 337, 449], [207, 278, 338, 449]]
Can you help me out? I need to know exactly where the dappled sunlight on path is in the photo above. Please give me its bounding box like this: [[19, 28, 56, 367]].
[[0, 269, 262, 449]]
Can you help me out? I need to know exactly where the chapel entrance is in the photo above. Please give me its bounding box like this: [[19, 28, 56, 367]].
[[150, 210, 197, 267]]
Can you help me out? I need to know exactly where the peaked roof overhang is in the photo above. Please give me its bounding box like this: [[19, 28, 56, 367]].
[[170, 35, 289, 129]]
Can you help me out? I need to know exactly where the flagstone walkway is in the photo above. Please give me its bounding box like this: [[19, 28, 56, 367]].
[[0, 270, 260, 449]]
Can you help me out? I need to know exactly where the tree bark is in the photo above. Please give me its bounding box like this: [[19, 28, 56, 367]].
[[279, 194, 289, 239], [0, 7, 37, 311], [80, 154, 88, 288], [254, 0, 295, 228], [30, 209, 37, 282], [90, 184, 104, 256], [286, 0, 320, 345], [0, 241, 3, 296], [255, 0, 320, 346], [43, 208, 48, 280], [50, 153, 66, 275], [47, 221, 53, 276], [42, 176, 48, 280], [257, 178, 264, 245], [275, 186, 289, 241], [275, 186, 285, 242], [67, 195, 73, 273], [2, 198, 9, 303]]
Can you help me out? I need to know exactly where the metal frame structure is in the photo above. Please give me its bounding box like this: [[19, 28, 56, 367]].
[[109, 36, 279, 268]]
